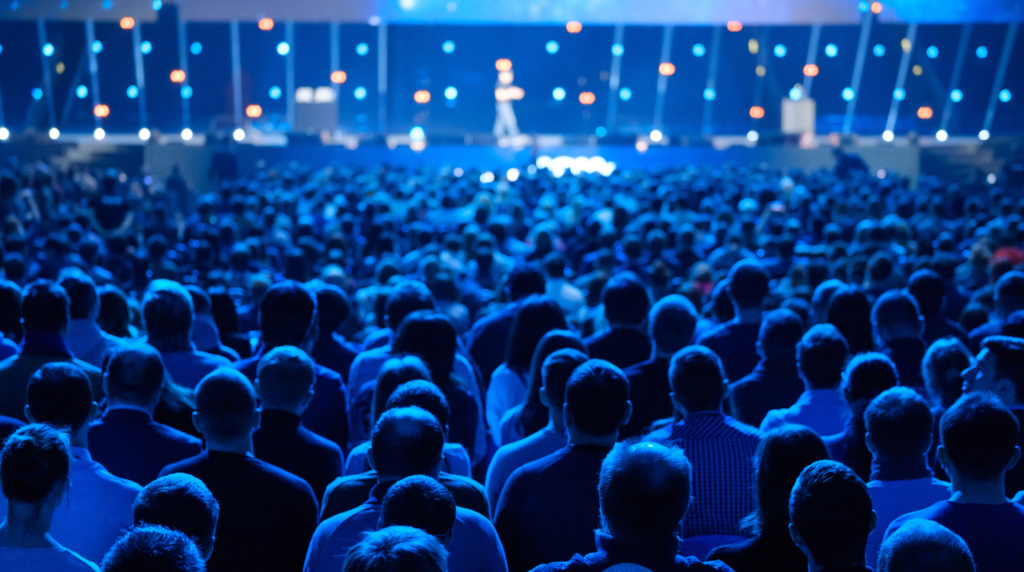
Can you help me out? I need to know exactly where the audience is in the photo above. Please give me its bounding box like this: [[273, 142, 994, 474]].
[[729, 308, 806, 428], [907, 270, 969, 346], [59, 269, 124, 369], [967, 271, 1024, 351], [871, 291, 927, 391], [877, 520, 974, 572], [697, 261, 770, 382], [583, 272, 652, 370], [132, 474, 220, 561], [467, 267, 547, 387], [342, 526, 448, 572], [100, 525, 206, 572], [378, 475, 457, 544]]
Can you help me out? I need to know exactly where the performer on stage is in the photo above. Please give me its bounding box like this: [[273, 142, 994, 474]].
[[494, 68, 524, 138]]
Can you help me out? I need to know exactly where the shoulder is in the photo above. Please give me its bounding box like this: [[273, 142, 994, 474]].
[[158, 454, 203, 478], [723, 415, 762, 438], [153, 422, 204, 446], [441, 472, 487, 496], [72, 359, 103, 377], [315, 364, 343, 382], [196, 350, 231, 366], [696, 323, 730, 344], [299, 426, 344, 457]]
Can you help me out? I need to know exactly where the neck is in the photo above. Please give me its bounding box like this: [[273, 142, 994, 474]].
[[567, 426, 618, 448], [652, 346, 674, 360], [546, 413, 566, 435], [733, 307, 762, 324], [608, 322, 644, 333], [869, 454, 932, 482], [949, 476, 1009, 505], [148, 335, 193, 353], [204, 435, 254, 456], [808, 558, 866, 572], [107, 398, 156, 415], [70, 431, 89, 450], [0, 503, 57, 549], [263, 405, 305, 417]]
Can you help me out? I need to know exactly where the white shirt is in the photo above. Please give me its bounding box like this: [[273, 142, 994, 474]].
[[866, 476, 951, 567], [486, 364, 528, 447], [760, 388, 851, 437], [485, 424, 567, 510]]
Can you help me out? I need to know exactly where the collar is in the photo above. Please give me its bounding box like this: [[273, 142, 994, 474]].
[[757, 357, 799, 375], [591, 531, 680, 569], [104, 405, 155, 420], [67, 319, 103, 337], [71, 446, 92, 462], [682, 410, 725, 422], [259, 409, 303, 432], [368, 482, 394, 505], [21, 332, 72, 358], [870, 455, 934, 482]]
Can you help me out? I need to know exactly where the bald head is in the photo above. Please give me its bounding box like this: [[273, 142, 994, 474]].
[[369, 407, 444, 482], [878, 520, 974, 572], [599, 441, 692, 541], [194, 368, 258, 441], [256, 346, 316, 411]]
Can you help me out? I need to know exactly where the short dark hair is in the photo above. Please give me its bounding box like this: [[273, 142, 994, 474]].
[[878, 520, 975, 572], [194, 368, 257, 440], [259, 281, 317, 348], [0, 424, 71, 503], [759, 309, 805, 361], [827, 286, 874, 355], [649, 295, 698, 355], [789, 460, 874, 569], [940, 392, 1020, 481], [21, 280, 70, 334], [385, 280, 436, 330], [105, 343, 166, 407], [133, 474, 220, 559], [601, 272, 650, 326], [506, 266, 546, 301], [907, 269, 946, 316], [372, 356, 433, 425], [600, 441, 692, 540], [922, 338, 971, 409], [727, 260, 770, 309], [865, 387, 934, 458], [541, 349, 589, 412], [309, 281, 351, 333], [505, 295, 568, 371], [101, 525, 206, 572], [564, 359, 630, 437], [143, 280, 194, 342], [343, 526, 447, 572], [669, 346, 726, 411], [843, 353, 899, 404], [872, 290, 922, 337], [27, 362, 94, 434], [386, 380, 451, 431], [995, 271, 1024, 314], [797, 324, 850, 390], [980, 335, 1024, 400], [379, 475, 457, 539], [751, 425, 830, 534], [58, 268, 98, 320], [370, 407, 445, 478], [256, 346, 316, 410]]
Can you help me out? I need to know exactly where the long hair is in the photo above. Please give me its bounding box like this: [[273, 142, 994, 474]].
[[827, 286, 875, 355], [518, 330, 587, 437], [392, 311, 462, 393], [504, 295, 568, 374]]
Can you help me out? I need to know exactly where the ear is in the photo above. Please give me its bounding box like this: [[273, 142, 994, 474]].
[[1009, 446, 1022, 472], [252, 409, 261, 432], [367, 446, 376, 471], [868, 509, 877, 534], [621, 400, 633, 427], [563, 403, 574, 430], [87, 401, 99, 424], [24, 405, 35, 424], [789, 523, 806, 550], [864, 431, 877, 456], [253, 380, 263, 400], [669, 391, 685, 415], [301, 388, 315, 410], [936, 445, 951, 472], [192, 411, 203, 436], [539, 387, 550, 408]]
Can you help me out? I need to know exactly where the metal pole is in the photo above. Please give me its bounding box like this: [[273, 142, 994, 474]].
[[842, 11, 874, 134], [230, 20, 242, 130], [702, 26, 723, 135], [286, 21, 295, 128], [651, 25, 674, 131], [605, 25, 624, 133], [178, 18, 192, 129], [132, 24, 148, 129], [377, 23, 388, 134], [37, 19, 57, 130], [85, 19, 101, 130], [884, 24, 916, 135]]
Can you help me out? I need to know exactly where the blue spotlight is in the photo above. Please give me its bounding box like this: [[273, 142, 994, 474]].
[[596, 126, 607, 137], [926, 46, 938, 58], [703, 88, 716, 101], [409, 126, 425, 141], [546, 41, 559, 54], [102, 0, 110, 9], [442, 40, 455, 54], [893, 88, 905, 101], [42, 43, 54, 57], [356, 43, 369, 56], [181, 86, 193, 99], [858, 1, 869, 12], [774, 44, 787, 58], [873, 44, 885, 57], [276, 42, 290, 56], [152, 0, 161, 8], [269, 86, 282, 99], [1000, 89, 1012, 103], [825, 43, 838, 57], [76, 85, 88, 99], [619, 87, 632, 101], [842, 87, 855, 101], [693, 43, 706, 57], [444, 86, 458, 100], [552, 87, 566, 101], [789, 86, 802, 101], [140, 41, 152, 54], [190, 42, 202, 55], [354, 86, 367, 100], [31, 88, 42, 100], [976, 46, 988, 59], [950, 89, 962, 102], [611, 43, 624, 56], [91, 40, 103, 54], [127, 85, 139, 98]]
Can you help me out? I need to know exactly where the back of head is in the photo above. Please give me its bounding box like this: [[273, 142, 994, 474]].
[[0, 424, 71, 504], [528, 330, 586, 394], [392, 312, 457, 387], [752, 425, 830, 534], [812, 279, 845, 324], [564, 359, 630, 437], [599, 441, 691, 541], [185, 285, 212, 316], [506, 265, 546, 301], [669, 346, 726, 412], [843, 353, 899, 403], [505, 295, 568, 371], [256, 346, 316, 411], [105, 343, 166, 407], [58, 268, 99, 320], [143, 280, 195, 342], [827, 286, 874, 354], [343, 526, 447, 572], [542, 349, 590, 412], [727, 260, 770, 309], [27, 362, 94, 434], [194, 368, 257, 441], [380, 475, 457, 539], [872, 291, 923, 341], [21, 279, 70, 334], [101, 525, 206, 572], [789, 460, 874, 569], [995, 271, 1024, 315], [386, 380, 450, 432], [907, 269, 945, 317], [385, 280, 437, 330], [310, 281, 350, 333], [373, 356, 433, 424], [797, 324, 850, 390], [922, 338, 971, 409], [370, 407, 445, 479], [980, 335, 1024, 402], [601, 272, 650, 326], [877, 520, 975, 572], [133, 473, 220, 560], [865, 387, 933, 459], [649, 294, 698, 355], [940, 392, 1020, 481], [259, 281, 317, 348], [759, 309, 805, 362]]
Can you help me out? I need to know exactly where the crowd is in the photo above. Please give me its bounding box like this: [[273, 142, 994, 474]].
[[0, 149, 1022, 572]]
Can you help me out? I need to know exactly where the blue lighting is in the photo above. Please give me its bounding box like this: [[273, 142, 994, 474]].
[[546, 41, 559, 54], [269, 86, 282, 100], [102, 0, 111, 9], [693, 43, 706, 57], [60, 1, 66, 9], [181, 86, 193, 99], [950, 89, 962, 102], [190, 42, 202, 55], [152, 0, 161, 9], [31, 88, 42, 100], [552, 87, 566, 101], [789, 86, 802, 101], [76, 85, 88, 99], [444, 86, 458, 100], [842, 87, 855, 101], [976, 46, 988, 59], [703, 88, 716, 101], [442, 40, 455, 54], [42, 43, 54, 57], [127, 85, 139, 99], [595, 126, 607, 137], [276, 42, 290, 56], [926, 46, 939, 59], [774, 44, 787, 58], [140, 41, 152, 54], [354, 86, 367, 100], [825, 43, 838, 57], [91, 40, 103, 54], [611, 43, 624, 56], [893, 88, 905, 101], [0, 45, 3, 54], [356, 43, 369, 56], [1000, 89, 1012, 103], [858, 1, 869, 12], [619, 87, 632, 101], [409, 126, 425, 141], [9, 1, 16, 8], [873, 44, 885, 57]]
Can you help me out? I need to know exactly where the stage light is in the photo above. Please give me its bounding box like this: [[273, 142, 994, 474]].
[[152, 0, 162, 9], [277, 42, 290, 56], [747, 130, 759, 142], [988, 173, 997, 184], [138, 127, 151, 140], [0, 127, 8, 141], [181, 127, 193, 140], [789, 86, 803, 100], [636, 140, 649, 153], [444, 86, 458, 100], [1000, 89, 1012, 103], [190, 42, 202, 55], [935, 129, 948, 141], [803, 64, 819, 77], [480, 171, 495, 183], [453, 167, 464, 177], [42, 43, 54, 57], [414, 90, 431, 104], [354, 86, 367, 100], [245, 104, 262, 118], [979, 129, 990, 140], [259, 18, 274, 31], [595, 126, 607, 137], [926, 46, 938, 59], [917, 106, 933, 119], [49, 127, 60, 140], [950, 89, 962, 102], [619, 87, 632, 101], [893, 88, 905, 100], [901, 38, 911, 53], [120, 17, 135, 29], [269, 86, 282, 100], [579, 92, 595, 105], [882, 130, 894, 142], [703, 88, 716, 101], [552, 87, 566, 101], [825, 43, 838, 57], [659, 62, 675, 76], [774, 44, 787, 58], [495, 58, 512, 71], [650, 129, 663, 142], [330, 71, 348, 84], [912, 65, 922, 76], [141, 41, 152, 54], [873, 44, 885, 57], [170, 70, 185, 83], [91, 41, 103, 54], [871, 2, 882, 14], [749, 106, 765, 119], [232, 128, 245, 142], [94, 127, 105, 140], [748, 39, 758, 54], [611, 43, 624, 56], [755, 65, 766, 76], [566, 21, 582, 34], [56, 61, 64, 73], [356, 43, 369, 56], [76, 85, 88, 99], [409, 126, 425, 141], [842, 87, 855, 101], [877, 169, 887, 179], [506, 168, 520, 182], [858, 1, 869, 12], [976, 46, 988, 59], [692, 43, 705, 57], [127, 85, 139, 98], [94, 104, 110, 118], [727, 21, 742, 32], [181, 86, 192, 99], [103, 0, 111, 8], [442, 40, 455, 54], [546, 41, 559, 54], [31, 88, 42, 100]]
